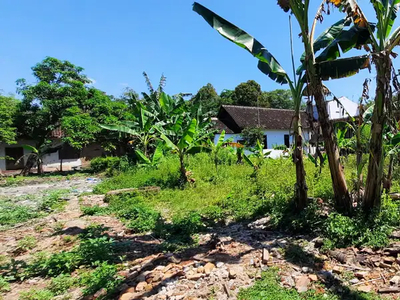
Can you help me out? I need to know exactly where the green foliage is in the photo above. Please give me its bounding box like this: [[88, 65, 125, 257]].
[[241, 127, 264, 147], [0, 202, 40, 228], [81, 205, 109, 216], [0, 94, 18, 145], [0, 276, 10, 293], [19, 289, 55, 300], [79, 262, 123, 298], [39, 189, 68, 212], [191, 83, 221, 116], [324, 195, 400, 249], [90, 156, 128, 175], [17, 236, 37, 252], [261, 89, 297, 109], [238, 268, 380, 300], [48, 274, 78, 295], [233, 80, 262, 107]]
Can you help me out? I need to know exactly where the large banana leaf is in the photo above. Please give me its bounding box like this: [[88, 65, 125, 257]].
[[193, 2, 288, 84], [99, 124, 139, 136], [317, 55, 370, 80], [178, 119, 197, 150], [316, 23, 374, 62], [135, 149, 151, 165], [22, 145, 38, 154], [371, 0, 400, 40]]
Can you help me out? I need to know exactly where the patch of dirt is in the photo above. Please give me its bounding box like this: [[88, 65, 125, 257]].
[[2, 181, 400, 299]]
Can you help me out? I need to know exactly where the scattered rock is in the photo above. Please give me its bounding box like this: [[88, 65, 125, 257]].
[[229, 268, 237, 279], [204, 262, 216, 275], [295, 276, 310, 293], [94, 288, 107, 298], [216, 262, 224, 268], [186, 273, 203, 281], [282, 275, 295, 287], [350, 278, 360, 285], [168, 255, 181, 264], [390, 275, 400, 285], [262, 248, 270, 264], [379, 262, 392, 268], [357, 285, 372, 293], [332, 266, 343, 274], [197, 266, 205, 274], [383, 256, 396, 264], [135, 281, 147, 292], [248, 216, 271, 229], [119, 292, 135, 300], [308, 274, 318, 282], [354, 271, 368, 279], [302, 267, 310, 273]]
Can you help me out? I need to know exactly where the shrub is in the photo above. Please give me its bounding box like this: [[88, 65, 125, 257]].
[[48, 274, 77, 295], [79, 262, 123, 298], [19, 289, 54, 300], [81, 205, 109, 216], [16, 236, 37, 252], [90, 156, 129, 175], [77, 237, 114, 265], [0, 275, 10, 292]]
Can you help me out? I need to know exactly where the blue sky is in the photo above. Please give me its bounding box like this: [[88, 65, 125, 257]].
[[0, 1, 398, 101]]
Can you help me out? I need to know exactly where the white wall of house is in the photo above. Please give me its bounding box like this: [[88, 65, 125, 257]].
[[0, 140, 81, 172], [214, 129, 313, 155]]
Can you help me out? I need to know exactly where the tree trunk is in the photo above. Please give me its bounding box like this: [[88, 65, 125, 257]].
[[179, 153, 187, 183], [303, 36, 351, 211], [37, 159, 44, 175], [384, 155, 394, 194], [293, 115, 308, 210], [364, 55, 391, 210]]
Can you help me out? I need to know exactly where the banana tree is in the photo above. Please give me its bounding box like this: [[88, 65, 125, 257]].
[[159, 118, 211, 183], [207, 130, 233, 172], [327, 0, 400, 209], [17, 143, 62, 176], [100, 107, 158, 158], [135, 143, 164, 167], [277, 0, 373, 211], [193, 2, 369, 209]]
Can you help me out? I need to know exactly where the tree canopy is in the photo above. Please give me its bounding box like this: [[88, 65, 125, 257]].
[[0, 94, 18, 145]]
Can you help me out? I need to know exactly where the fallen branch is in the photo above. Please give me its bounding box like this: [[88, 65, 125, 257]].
[[337, 264, 371, 271], [378, 287, 400, 293]]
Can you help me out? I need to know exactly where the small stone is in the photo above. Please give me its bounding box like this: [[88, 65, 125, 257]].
[[204, 262, 216, 275], [295, 276, 310, 293], [187, 273, 203, 281], [262, 248, 270, 264], [282, 275, 295, 287], [94, 288, 107, 298], [357, 285, 372, 293], [136, 271, 151, 282], [229, 269, 237, 279], [216, 262, 224, 268], [119, 292, 135, 300], [135, 281, 147, 292], [384, 257, 396, 264], [390, 275, 400, 285], [309, 274, 318, 282], [350, 278, 360, 284], [145, 284, 152, 292], [168, 255, 181, 264], [302, 267, 310, 273], [197, 266, 205, 273], [379, 262, 392, 268], [354, 271, 368, 279], [332, 266, 343, 274]]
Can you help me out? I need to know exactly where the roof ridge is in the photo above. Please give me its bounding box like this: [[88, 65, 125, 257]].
[[222, 105, 306, 112]]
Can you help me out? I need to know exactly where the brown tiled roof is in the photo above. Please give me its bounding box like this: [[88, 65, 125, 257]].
[[220, 105, 309, 131], [211, 117, 234, 134]]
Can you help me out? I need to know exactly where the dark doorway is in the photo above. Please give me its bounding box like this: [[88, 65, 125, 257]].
[[284, 134, 290, 148], [264, 135, 268, 149], [5, 147, 24, 170]]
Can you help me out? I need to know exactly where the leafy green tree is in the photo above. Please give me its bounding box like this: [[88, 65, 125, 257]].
[[207, 130, 232, 172], [262, 89, 294, 109], [220, 89, 235, 105], [233, 80, 262, 107], [135, 143, 164, 167], [191, 83, 221, 116], [16, 57, 131, 155], [241, 127, 265, 147], [0, 95, 18, 145]]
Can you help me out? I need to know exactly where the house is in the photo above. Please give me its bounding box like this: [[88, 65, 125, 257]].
[[313, 96, 359, 122], [213, 105, 312, 154], [0, 128, 106, 173]]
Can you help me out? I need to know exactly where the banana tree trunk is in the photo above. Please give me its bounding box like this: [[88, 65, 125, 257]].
[[304, 58, 350, 211], [179, 152, 188, 183], [384, 154, 394, 194], [293, 115, 308, 210], [365, 54, 391, 209]]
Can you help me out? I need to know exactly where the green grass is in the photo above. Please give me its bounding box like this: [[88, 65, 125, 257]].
[[0, 189, 69, 229], [238, 268, 381, 300]]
